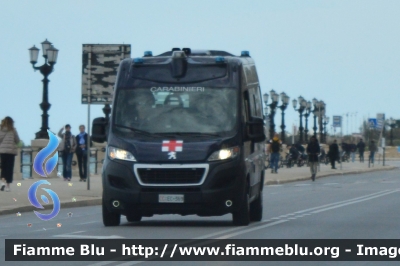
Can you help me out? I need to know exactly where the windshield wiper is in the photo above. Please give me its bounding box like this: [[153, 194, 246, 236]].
[[114, 124, 155, 136]]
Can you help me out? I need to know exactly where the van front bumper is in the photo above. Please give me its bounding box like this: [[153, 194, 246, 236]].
[[102, 158, 246, 217]]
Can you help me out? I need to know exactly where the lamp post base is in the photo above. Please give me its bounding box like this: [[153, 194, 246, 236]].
[[35, 130, 50, 139]]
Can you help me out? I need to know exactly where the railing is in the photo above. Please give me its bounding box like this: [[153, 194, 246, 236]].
[[20, 148, 33, 178], [19, 147, 103, 178]]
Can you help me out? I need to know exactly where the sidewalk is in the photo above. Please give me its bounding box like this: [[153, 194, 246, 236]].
[[0, 175, 102, 216], [0, 162, 398, 216], [264, 161, 398, 185]]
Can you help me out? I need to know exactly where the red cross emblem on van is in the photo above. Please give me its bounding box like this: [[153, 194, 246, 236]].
[[162, 140, 183, 159]]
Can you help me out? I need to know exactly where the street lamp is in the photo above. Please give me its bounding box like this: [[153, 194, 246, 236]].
[[319, 101, 326, 142], [263, 93, 269, 138], [323, 115, 330, 143], [389, 118, 396, 146], [29, 39, 59, 139], [293, 96, 307, 144], [311, 98, 320, 138], [277, 92, 290, 143], [264, 90, 280, 140], [303, 101, 312, 143]]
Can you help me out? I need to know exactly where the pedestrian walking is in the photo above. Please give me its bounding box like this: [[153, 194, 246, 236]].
[[328, 139, 339, 169], [306, 136, 320, 181], [368, 140, 377, 164], [356, 139, 365, 162], [268, 133, 281, 174], [0, 116, 20, 192], [75, 125, 91, 182], [349, 141, 357, 162], [58, 124, 76, 181]]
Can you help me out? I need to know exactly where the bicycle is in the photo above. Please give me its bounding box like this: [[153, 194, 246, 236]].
[[265, 154, 270, 169]]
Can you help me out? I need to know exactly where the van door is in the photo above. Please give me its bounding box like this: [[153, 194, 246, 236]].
[[247, 86, 264, 198]]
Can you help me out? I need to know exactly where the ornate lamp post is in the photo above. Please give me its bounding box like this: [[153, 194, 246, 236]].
[[323, 115, 330, 143], [312, 98, 320, 138], [303, 101, 312, 143], [29, 39, 59, 139], [318, 101, 326, 142], [264, 90, 280, 140], [389, 118, 396, 146], [263, 94, 269, 139], [277, 92, 290, 143], [293, 96, 307, 144]]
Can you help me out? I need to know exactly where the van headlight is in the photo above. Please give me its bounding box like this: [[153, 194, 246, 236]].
[[108, 146, 136, 161], [208, 146, 240, 161]]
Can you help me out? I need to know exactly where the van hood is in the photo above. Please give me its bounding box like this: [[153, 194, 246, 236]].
[[110, 136, 237, 163]]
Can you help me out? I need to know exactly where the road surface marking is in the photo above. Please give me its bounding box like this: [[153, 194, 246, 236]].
[[79, 221, 99, 225], [53, 233, 124, 239], [88, 189, 400, 266]]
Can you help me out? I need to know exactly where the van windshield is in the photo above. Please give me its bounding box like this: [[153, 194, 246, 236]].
[[114, 87, 237, 136]]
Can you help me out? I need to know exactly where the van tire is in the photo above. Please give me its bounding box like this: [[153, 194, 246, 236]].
[[102, 200, 121, 226], [232, 189, 250, 226], [126, 213, 142, 222], [250, 190, 263, 221]]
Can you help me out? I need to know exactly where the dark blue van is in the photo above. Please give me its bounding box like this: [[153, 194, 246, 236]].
[[92, 48, 266, 226]]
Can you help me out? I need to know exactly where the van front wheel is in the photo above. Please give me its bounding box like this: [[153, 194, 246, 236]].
[[102, 200, 121, 226], [232, 191, 250, 226], [250, 190, 263, 221]]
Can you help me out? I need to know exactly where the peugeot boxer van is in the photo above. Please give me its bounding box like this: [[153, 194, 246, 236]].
[[92, 48, 266, 226]]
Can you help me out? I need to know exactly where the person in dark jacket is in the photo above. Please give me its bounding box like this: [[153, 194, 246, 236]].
[[306, 136, 320, 181], [75, 125, 92, 182], [349, 141, 357, 162], [328, 139, 339, 169], [356, 139, 366, 162], [58, 124, 77, 181], [368, 140, 377, 164], [287, 144, 299, 167]]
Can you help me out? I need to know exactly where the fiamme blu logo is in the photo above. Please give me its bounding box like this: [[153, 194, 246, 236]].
[[28, 130, 61, 221]]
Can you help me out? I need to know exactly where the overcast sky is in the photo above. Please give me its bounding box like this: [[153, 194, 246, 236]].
[[1, 0, 399, 144]]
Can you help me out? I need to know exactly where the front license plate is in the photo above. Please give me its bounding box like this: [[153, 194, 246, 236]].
[[158, 194, 184, 203]]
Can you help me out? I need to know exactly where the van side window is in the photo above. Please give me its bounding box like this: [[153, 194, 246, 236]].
[[253, 86, 262, 117], [248, 87, 262, 118], [252, 94, 257, 116], [243, 90, 250, 123]]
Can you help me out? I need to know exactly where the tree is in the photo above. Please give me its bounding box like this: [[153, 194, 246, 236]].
[[17, 140, 25, 148]]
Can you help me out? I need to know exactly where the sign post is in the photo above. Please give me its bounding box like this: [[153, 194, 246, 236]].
[[382, 137, 385, 166], [82, 44, 131, 190], [333, 115, 342, 140]]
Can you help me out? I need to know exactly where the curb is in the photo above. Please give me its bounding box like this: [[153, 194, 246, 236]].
[[265, 166, 398, 185], [1, 167, 398, 215], [0, 198, 101, 216]]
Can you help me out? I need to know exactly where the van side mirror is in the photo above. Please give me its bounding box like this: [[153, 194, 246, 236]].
[[246, 117, 266, 142], [92, 117, 107, 143]]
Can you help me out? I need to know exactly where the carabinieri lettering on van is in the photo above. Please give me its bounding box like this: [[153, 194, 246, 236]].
[[162, 140, 183, 159], [150, 87, 205, 92]]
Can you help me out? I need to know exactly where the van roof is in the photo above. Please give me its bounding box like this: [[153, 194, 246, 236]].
[[156, 49, 235, 57]]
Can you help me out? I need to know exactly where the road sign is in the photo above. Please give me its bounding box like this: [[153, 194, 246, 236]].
[[376, 113, 385, 130], [333, 116, 342, 127], [81, 44, 131, 104], [368, 118, 377, 128]]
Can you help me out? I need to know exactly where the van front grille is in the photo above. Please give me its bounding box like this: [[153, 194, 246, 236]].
[[137, 168, 205, 185]]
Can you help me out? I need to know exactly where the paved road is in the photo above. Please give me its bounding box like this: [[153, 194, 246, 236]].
[[1, 165, 399, 266]]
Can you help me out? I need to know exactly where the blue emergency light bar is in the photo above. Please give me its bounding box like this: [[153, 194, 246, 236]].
[[241, 51, 250, 57]]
